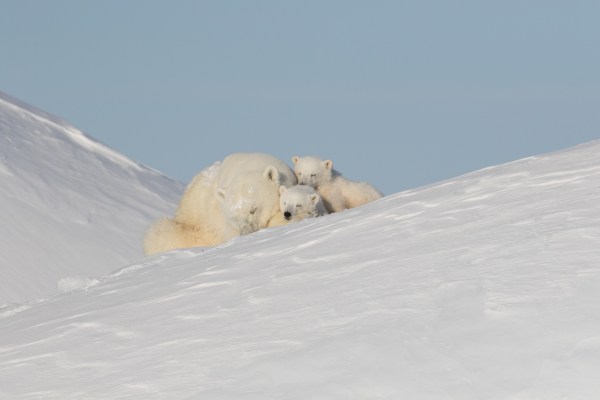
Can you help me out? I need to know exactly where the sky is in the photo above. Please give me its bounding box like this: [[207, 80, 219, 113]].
[[1, 0, 599, 195]]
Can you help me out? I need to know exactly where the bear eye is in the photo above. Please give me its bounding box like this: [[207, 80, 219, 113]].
[[296, 204, 302, 208], [249, 207, 258, 215], [310, 174, 316, 177]]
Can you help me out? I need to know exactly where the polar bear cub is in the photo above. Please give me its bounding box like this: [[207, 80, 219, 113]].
[[278, 185, 329, 222], [292, 156, 383, 213]]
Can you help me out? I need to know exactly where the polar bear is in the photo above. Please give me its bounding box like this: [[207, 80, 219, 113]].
[[292, 156, 383, 213], [143, 217, 211, 254], [144, 153, 297, 255], [278, 185, 329, 222]]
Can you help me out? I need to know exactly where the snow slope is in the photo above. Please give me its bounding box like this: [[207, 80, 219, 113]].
[[1, 139, 599, 399], [0, 91, 183, 305]]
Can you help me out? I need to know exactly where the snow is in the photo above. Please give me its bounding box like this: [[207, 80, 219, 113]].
[[0, 91, 183, 305], [56, 276, 101, 293], [1, 92, 600, 398]]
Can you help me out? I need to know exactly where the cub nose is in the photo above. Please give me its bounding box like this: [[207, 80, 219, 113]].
[[284, 211, 292, 220]]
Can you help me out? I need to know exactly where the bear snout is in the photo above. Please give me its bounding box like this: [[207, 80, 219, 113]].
[[284, 211, 292, 220]]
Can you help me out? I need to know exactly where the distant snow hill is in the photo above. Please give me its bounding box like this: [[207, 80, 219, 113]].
[[0, 91, 183, 305], [1, 104, 599, 399]]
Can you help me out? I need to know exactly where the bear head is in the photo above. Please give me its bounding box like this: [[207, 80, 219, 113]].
[[216, 165, 283, 235], [291, 156, 334, 188], [279, 184, 324, 222]]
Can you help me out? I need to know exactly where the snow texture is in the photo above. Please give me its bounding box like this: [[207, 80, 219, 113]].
[[1, 92, 600, 399], [0, 91, 183, 305], [56, 276, 101, 293]]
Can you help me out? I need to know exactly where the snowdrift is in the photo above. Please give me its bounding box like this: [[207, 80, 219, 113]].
[[0, 92, 183, 304], [1, 136, 599, 398]]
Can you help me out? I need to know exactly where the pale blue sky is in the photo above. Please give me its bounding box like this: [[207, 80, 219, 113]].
[[1, 1, 599, 195]]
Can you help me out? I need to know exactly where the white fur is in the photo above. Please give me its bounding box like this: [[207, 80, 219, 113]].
[[278, 185, 329, 223], [265, 210, 289, 228], [292, 156, 383, 213], [144, 153, 296, 255], [143, 217, 214, 253]]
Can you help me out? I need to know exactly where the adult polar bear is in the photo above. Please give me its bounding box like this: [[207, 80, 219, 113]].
[[144, 153, 296, 255]]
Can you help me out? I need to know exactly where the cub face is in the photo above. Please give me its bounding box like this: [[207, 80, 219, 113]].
[[291, 156, 333, 188], [279, 185, 324, 222]]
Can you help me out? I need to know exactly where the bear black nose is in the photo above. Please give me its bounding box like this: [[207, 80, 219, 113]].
[[284, 211, 291, 220]]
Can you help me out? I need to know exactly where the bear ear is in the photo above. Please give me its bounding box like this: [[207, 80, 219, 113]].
[[292, 156, 300, 165], [324, 160, 333, 171], [264, 166, 280, 183], [310, 193, 320, 205], [279, 185, 287, 195], [216, 188, 226, 203]]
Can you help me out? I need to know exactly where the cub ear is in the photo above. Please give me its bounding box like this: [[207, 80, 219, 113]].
[[216, 188, 226, 203], [264, 166, 280, 183], [279, 185, 287, 196], [310, 193, 320, 205], [324, 160, 333, 171], [292, 156, 300, 165]]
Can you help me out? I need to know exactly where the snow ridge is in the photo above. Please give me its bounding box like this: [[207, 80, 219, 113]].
[[0, 91, 141, 171], [0, 92, 183, 305]]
